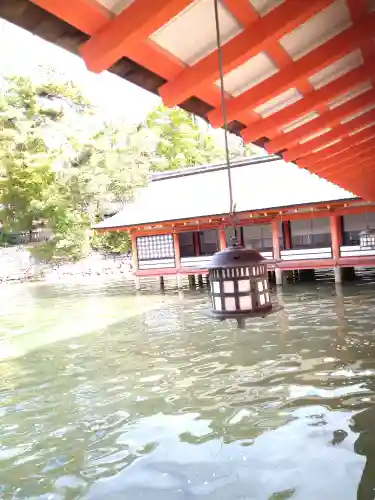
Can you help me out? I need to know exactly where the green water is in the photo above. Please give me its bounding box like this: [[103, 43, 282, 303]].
[[1, 278, 375, 499]]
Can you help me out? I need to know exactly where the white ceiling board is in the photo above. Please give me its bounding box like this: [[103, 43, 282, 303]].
[[219, 52, 278, 96], [151, 0, 240, 65], [312, 138, 342, 153], [328, 81, 373, 109], [279, 0, 352, 61], [282, 111, 320, 133], [350, 121, 375, 136], [299, 128, 332, 144], [254, 88, 302, 118], [96, 0, 134, 14], [248, 0, 285, 17], [308, 50, 364, 90]]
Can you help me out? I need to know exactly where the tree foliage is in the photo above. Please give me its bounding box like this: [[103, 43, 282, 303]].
[[0, 72, 258, 261], [146, 105, 223, 171]]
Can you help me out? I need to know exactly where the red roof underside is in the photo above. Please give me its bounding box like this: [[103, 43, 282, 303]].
[[3, 0, 375, 199]]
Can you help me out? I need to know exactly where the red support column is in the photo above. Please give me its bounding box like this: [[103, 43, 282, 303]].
[[271, 220, 280, 259], [282, 221, 292, 249], [330, 214, 343, 283], [330, 215, 342, 261], [173, 232, 181, 269], [218, 227, 227, 250], [193, 232, 200, 256]]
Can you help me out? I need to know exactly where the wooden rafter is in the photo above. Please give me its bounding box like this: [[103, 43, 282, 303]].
[[284, 108, 375, 161], [316, 148, 375, 174], [322, 157, 375, 183], [79, 0, 195, 73], [267, 88, 375, 153], [315, 140, 375, 174], [159, 0, 332, 107], [30, 0, 227, 108], [297, 124, 375, 167], [207, 11, 375, 127], [221, 0, 315, 121], [241, 63, 375, 143]]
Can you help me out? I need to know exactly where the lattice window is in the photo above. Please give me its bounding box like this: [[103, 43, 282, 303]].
[[136, 234, 175, 261]]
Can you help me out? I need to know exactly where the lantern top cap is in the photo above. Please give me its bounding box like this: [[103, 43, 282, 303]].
[[359, 226, 375, 236], [207, 244, 266, 269]]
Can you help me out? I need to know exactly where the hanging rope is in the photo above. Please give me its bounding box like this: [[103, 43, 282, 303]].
[[213, 0, 235, 226]]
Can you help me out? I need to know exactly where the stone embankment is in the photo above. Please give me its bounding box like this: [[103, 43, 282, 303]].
[[0, 247, 132, 284]]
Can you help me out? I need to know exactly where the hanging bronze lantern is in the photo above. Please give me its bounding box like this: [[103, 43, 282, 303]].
[[359, 226, 375, 250], [208, 242, 280, 327], [206, 0, 281, 328]]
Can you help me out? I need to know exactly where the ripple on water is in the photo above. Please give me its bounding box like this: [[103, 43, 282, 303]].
[[1, 281, 375, 498]]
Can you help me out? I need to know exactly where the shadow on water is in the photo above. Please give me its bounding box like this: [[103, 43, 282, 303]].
[[1, 276, 375, 498]]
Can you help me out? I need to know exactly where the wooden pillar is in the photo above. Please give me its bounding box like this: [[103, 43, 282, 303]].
[[282, 221, 292, 249], [271, 220, 280, 260], [131, 232, 139, 271], [218, 227, 226, 251], [173, 232, 181, 269], [193, 231, 200, 256], [271, 219, 282, 285], [330, 215, 342, 283], [131, 232, 140, 290], [330, 215, 342, 261], [173, 232, 182, 288]]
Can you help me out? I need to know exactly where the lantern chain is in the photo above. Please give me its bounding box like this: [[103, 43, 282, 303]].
[[214, 0, 239, 243]]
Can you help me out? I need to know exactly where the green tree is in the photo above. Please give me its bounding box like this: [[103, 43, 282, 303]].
[[145, 105, 224, 171], [0, 72, 260, 261], [0, 74, 89, 256]]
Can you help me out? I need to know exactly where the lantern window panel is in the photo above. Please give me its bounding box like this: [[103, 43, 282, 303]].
[[212, 281, 221, 294], [225, 297, 237, 311], [239, 295, 253, 310], [214, 297, 222, 311], [238, 279, 251, 292], [223, 281, 235, 293]]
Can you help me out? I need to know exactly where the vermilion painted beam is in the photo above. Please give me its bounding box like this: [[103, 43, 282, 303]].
[[316, 152, 375, 182], [284, 108, 375, 161], [80, 0, 195, 73], [31, 0, 227, 108], [298, 125, 375, 167], [316, 147, 375, 174], [322, 157, 375, 180], [159, 0, 332, 107], [208, 11, 375, 127], [241, 63, 375, 143], [316, 146, 375, 176], [266, 88, 375, 153], [222, 0, 314, 122], [303, 136, 375, 173], [222, 0, 258, 25]]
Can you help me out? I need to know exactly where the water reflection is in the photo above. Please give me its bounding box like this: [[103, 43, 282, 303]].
[[1, 279, 375, 498]]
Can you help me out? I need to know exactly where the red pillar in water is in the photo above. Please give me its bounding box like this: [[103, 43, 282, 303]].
[[272, 219, 282, 285], [218, 227, 226, 250], [330, 214, 343, 283], [330, 215, 342, 261]]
